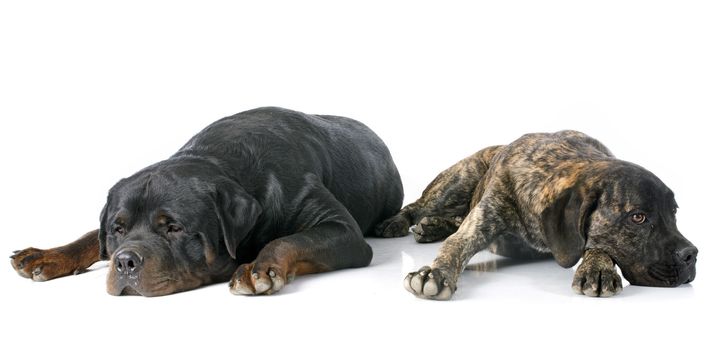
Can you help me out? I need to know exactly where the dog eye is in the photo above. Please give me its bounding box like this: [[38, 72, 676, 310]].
[[672, 208, 677, 215], [113, 225, 126, 235], [167, 224, 184, 234], [631, 213, 647, 225]]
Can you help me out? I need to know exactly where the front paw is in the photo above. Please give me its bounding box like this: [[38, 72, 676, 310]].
[[404, 266, 456, 300], [572, 250, 623, 297], [10, 247, 75, 281], [229, 262, 287, 296]]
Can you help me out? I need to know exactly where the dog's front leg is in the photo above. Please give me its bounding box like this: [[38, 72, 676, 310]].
[[11, 229, 102, 281], [404, 198, 504, 300], [572, 248, 623, 297], [228, 185, 372, 296]]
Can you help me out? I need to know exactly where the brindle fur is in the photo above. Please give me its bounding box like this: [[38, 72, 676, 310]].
[[376, 146, 501, 242], [379, 130, 698, 299]]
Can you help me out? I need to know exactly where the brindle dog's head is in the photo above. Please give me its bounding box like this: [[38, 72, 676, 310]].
[[542, 161, 697, 287], [100, 158, 261, 296]]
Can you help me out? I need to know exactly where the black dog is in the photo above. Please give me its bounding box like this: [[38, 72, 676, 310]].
[[377, 130, 698, 299], [11, 107, 404, 296]]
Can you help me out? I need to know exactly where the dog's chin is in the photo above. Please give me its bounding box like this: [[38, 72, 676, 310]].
[[106, 278, 180, 297], [107, 282, 136, 296], [120, 286, 142, 296], [621, 263, 695, 287], [107, 281, 146, 296]]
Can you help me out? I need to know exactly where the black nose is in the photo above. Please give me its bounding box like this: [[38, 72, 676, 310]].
[[115, 250, 143, 275], [675, 246, 698, 266]]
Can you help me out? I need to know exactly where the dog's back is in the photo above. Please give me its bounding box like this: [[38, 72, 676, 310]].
[[178, 106, 403, 235]]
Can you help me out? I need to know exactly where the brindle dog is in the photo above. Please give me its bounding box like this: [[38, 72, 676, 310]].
[[11, 107, 404, 296], [377, 130, 698, 299]]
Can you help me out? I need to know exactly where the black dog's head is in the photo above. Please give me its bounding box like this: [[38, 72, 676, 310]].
[[542, 161, 697, 287], [100, 157, 261, 296]]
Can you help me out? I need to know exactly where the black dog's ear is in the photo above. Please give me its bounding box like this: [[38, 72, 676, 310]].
[[98, 203, 110, 260], [215, 180, 262, 260], [540, 187, 597, 268]]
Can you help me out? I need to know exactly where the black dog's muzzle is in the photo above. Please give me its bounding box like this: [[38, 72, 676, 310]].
[[647, 245, 698, 286]]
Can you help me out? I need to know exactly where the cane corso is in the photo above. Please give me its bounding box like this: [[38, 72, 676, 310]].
[[11, 107, 404, 296], [377, 130, 697, 299]]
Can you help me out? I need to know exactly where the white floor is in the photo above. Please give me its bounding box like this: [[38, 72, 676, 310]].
[[2, 233, 716, 350], [2, 2, 721, 349]]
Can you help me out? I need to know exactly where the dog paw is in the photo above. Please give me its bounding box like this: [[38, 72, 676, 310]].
[[572, 250, 623, 297], [10, 247, 76, 281], [374, 214, 410, 238], [229, 262, 287, 296], [404, 266, 456, 300], [411, 216, 459, 243]]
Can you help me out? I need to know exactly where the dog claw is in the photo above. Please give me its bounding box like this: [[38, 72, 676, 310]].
[[405, 266, 456, 300], [573, 250, 623, 297], [11, 247, 78, 282], [410, 273, 424, 292], [230, 262, 287, 296]]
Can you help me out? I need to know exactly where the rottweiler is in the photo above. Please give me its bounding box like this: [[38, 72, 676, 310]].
[[11, 107, 404, 296], [377, 130, 698, 299]]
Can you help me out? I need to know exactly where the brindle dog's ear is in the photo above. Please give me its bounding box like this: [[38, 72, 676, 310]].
[[540, 187, 597, 268], [215, 180, 262, 260], [98, 203, 110, 260]]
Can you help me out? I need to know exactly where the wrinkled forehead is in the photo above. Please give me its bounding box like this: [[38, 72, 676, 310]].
[[611, 176, 676, 213], [109, 173, 213, 220]]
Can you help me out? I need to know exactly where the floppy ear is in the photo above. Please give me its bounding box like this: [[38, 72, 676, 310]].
[[540, 187, 597, 268], [98, 203, 110, 260], [215, 180, 262, 260]]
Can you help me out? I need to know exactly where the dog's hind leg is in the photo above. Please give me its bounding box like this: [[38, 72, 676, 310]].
[[10, 229, 102, 281], [376, 146, 502, 242]]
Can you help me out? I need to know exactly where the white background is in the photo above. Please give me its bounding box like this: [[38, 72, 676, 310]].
[[1, 1, 721, 349]]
